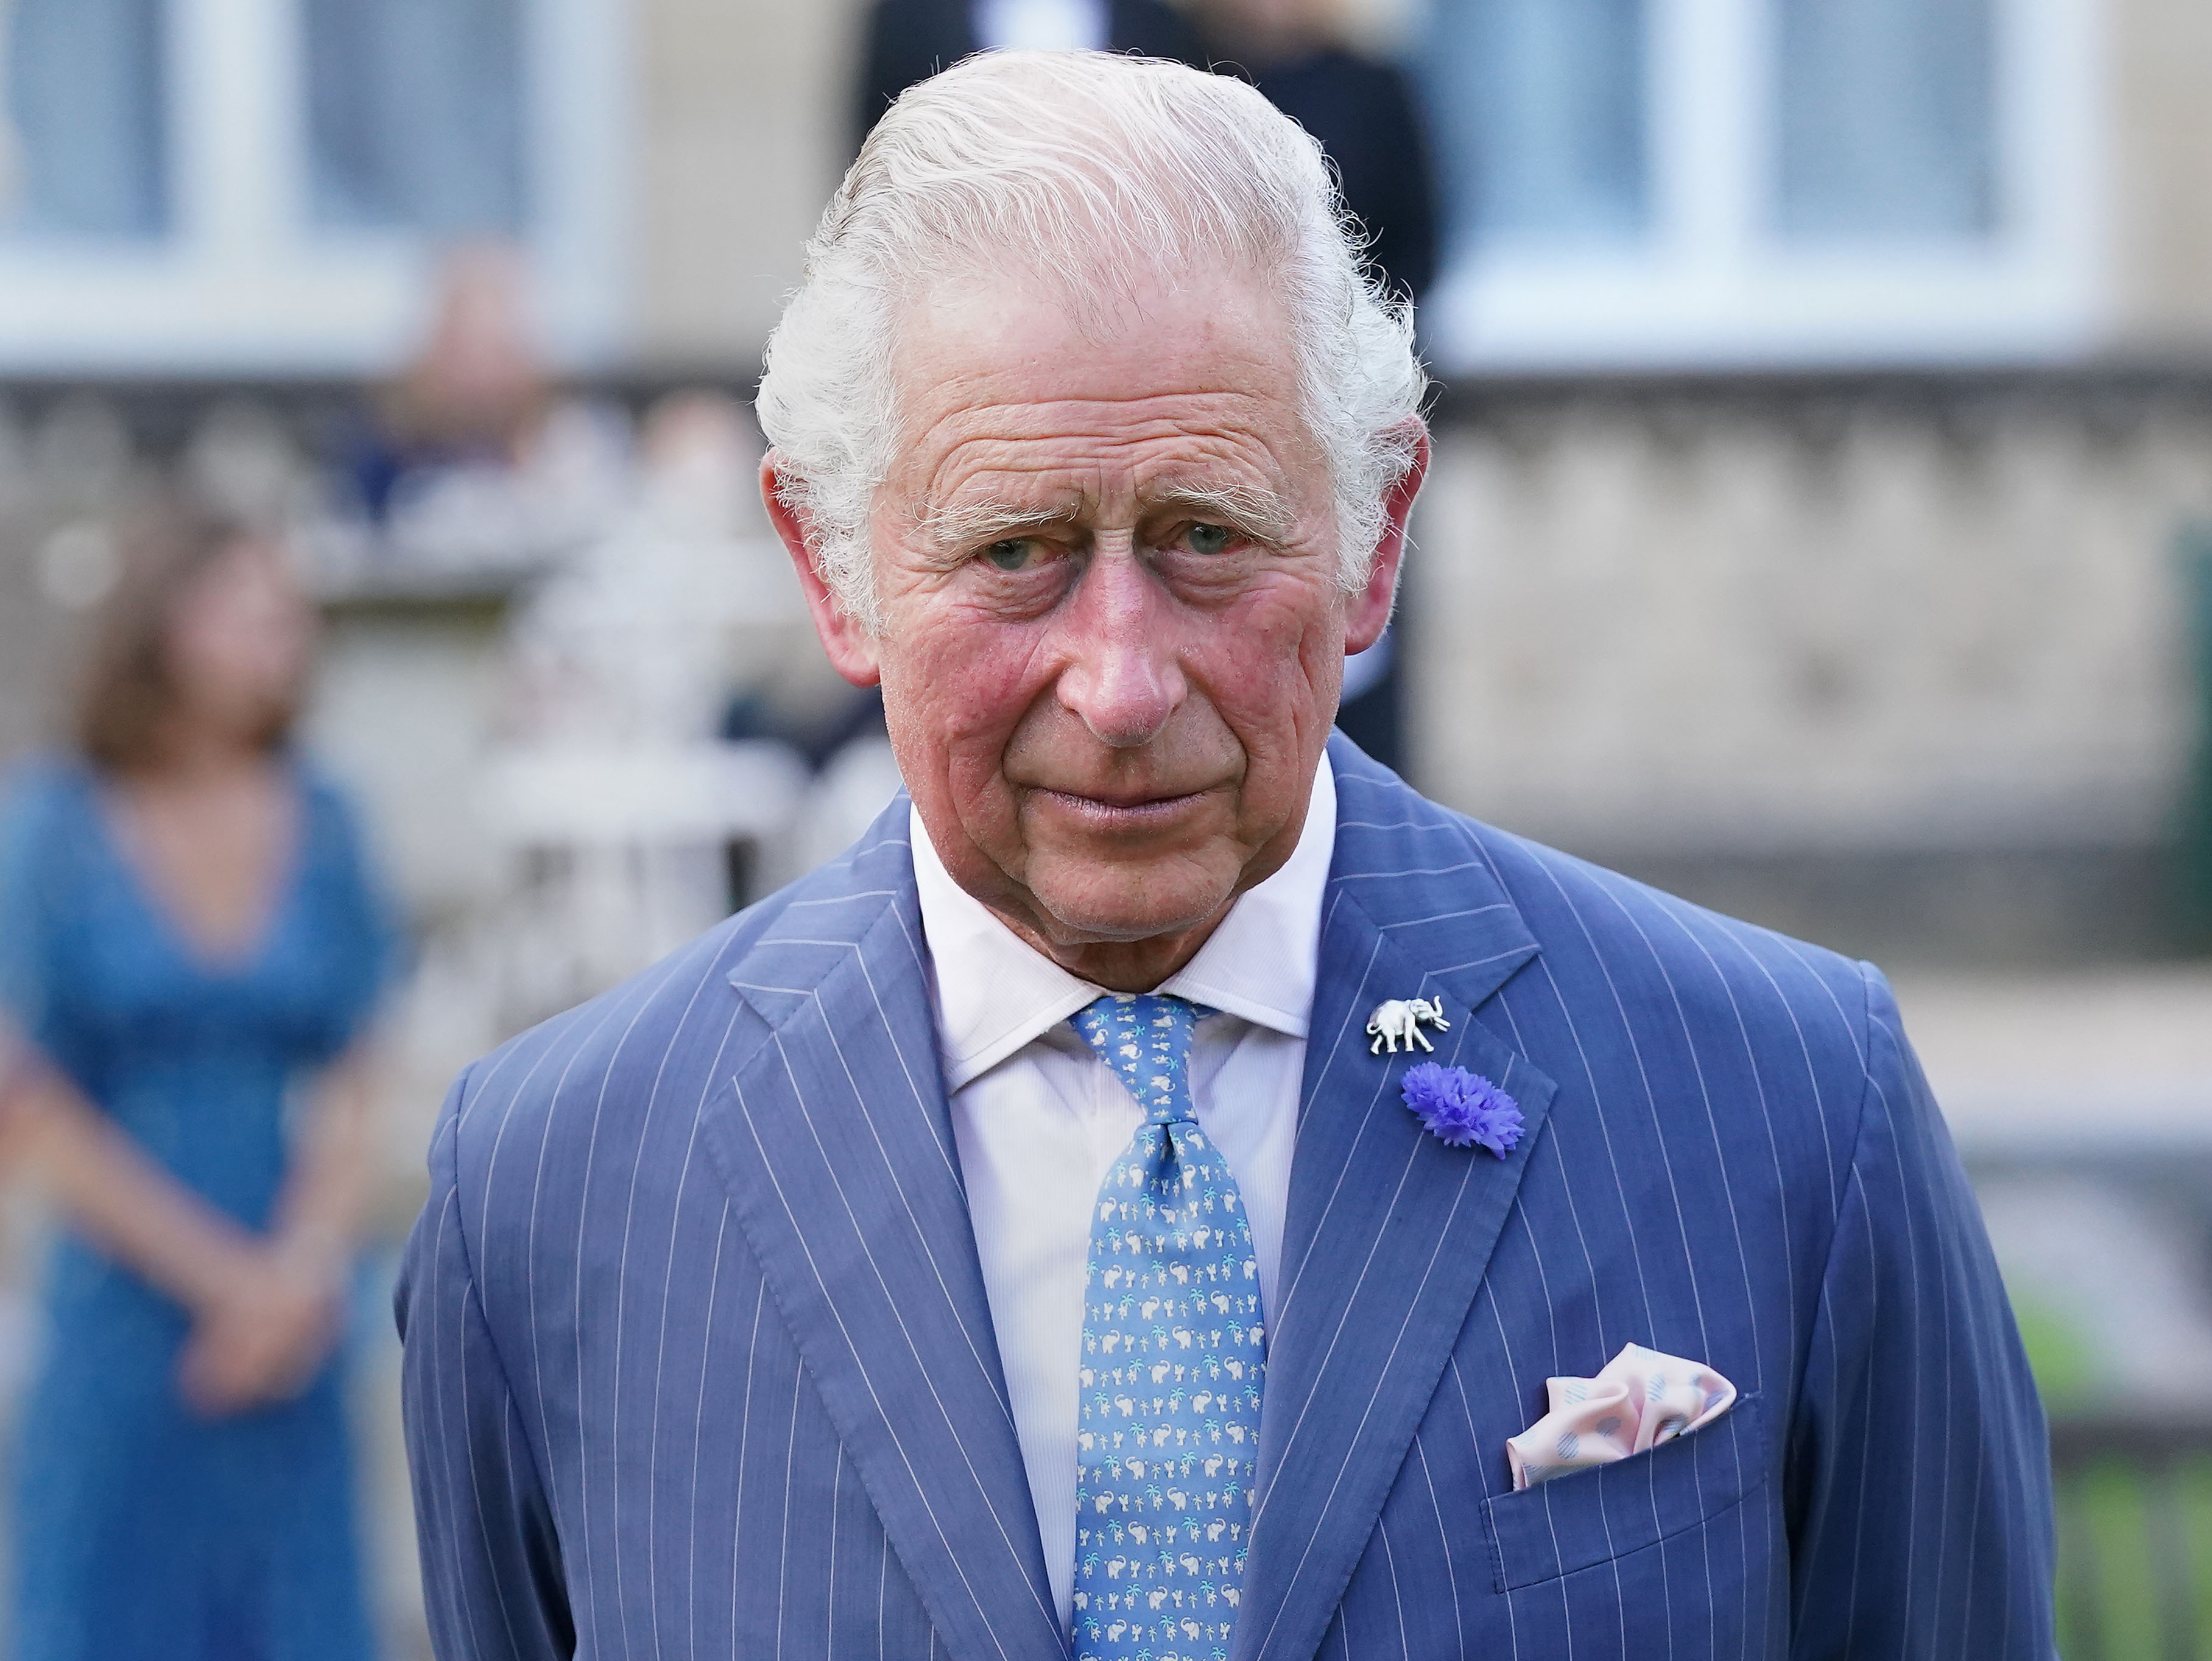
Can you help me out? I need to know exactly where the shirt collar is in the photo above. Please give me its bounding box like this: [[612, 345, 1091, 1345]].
[[912, 753, 1337, 1092]]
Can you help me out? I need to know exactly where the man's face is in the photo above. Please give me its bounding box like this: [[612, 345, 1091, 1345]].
[[770, 269, 1420, 986]]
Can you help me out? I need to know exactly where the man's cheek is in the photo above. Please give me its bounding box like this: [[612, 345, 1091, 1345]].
[[957, 656, 1049, 746], [900, 628, 1038, 736], [1224, 583, 1330, 666], [1211, 623, 1331, 726]]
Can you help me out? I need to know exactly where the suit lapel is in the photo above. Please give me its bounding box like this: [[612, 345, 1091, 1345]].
[[699, 810, 1068, 1661], [1236, 743, 1559, 1661]]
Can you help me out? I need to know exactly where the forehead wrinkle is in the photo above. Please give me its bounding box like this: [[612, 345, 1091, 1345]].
[[918, 413, 1286, 504], [912, 448, 1101, 545], [898, 377, 1311, 556]]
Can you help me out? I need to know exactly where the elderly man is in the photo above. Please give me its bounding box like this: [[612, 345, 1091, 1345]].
[[400, 51, 2054, 1661]]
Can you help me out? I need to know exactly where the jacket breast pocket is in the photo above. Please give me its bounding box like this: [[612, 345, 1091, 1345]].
[[1481, 1392, 1767, 1592]]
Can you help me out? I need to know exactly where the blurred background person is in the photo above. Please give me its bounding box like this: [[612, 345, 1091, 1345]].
[[1192, 0, 1440, 774], [851, 0, 1210, 150], [325, 241, 633, 586], [0, 496, 394, 1661], [341, 242, 552, 528], [1193, 0, 1437, 307]]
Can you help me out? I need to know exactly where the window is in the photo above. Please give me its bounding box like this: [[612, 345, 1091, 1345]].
[[1417, 0, 2102, 370], [0, 0, 623, 371], [3, 0, 170, 239], [1428, 0, 1649, 250], [303, 0, 527, 234], [1775, 0, 1997, 242]]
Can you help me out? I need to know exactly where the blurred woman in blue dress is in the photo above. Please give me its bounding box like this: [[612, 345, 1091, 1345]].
[[0, 496, 393, 1661]]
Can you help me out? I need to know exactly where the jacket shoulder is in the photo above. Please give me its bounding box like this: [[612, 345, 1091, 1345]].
[[1473, 822, 1873, 1029], [1329, 745, 1876, 1081], [1450, 814, 1886, 1179]]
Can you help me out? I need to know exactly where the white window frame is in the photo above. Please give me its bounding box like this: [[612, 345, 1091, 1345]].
[[0, 0, 630, 373], [1423, 0, 2108, 373]]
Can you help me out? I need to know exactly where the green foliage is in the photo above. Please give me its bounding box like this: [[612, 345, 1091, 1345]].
[[2012, 1283, 2212, 1656], [2012, 1294, 2101, 1412], [2054, 1458, 2212, 1659]]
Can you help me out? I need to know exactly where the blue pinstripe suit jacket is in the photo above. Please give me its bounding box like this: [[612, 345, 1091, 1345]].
[[398, 737, 2055, 1660]]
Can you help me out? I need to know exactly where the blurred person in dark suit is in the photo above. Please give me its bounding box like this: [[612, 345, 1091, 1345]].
[[853, 0, 1210, 150], [1195, 0, 1437, 305], [1196, 0, 1439, 775], [0, 497, 395, 1661]]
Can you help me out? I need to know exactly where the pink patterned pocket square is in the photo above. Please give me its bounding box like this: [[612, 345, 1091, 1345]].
[[1506, 1343, 1738, 1491]]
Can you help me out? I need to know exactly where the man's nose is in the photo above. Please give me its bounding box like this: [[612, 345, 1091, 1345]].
[[1053, 549, 1187, 748]]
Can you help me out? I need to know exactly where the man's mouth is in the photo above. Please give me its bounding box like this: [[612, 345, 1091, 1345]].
[[1029, 785, 1212, 828]]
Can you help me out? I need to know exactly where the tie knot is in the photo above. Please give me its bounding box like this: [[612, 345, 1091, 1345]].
[[1072, 992, 1204, 1125]]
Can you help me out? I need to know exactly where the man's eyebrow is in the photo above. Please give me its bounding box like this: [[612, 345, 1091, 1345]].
[[914, 481, 1299, 555], [1140, 482, 1298, 544], [915, 498, 1080, 555]]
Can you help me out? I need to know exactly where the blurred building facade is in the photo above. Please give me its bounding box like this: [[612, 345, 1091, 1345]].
[[6, 0, 2200, 375], [5, 0, 2211, 965]]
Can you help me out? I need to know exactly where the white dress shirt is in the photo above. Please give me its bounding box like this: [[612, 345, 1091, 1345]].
[[911, 756, 1336, 1629]]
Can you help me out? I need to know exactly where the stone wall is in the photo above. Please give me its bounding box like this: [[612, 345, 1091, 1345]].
[[1411, 376, 2212, 851], [1405, 374, 2212, 960]]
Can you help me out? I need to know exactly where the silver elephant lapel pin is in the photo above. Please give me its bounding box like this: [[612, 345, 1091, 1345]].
[[1367, 996, 1450, 1055]]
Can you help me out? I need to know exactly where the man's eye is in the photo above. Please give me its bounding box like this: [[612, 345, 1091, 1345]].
[[1184, 523, 1235, 556], [982, 539, 1043, 572]]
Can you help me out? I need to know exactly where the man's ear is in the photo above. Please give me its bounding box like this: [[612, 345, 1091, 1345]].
[[1343, 419, 1430, 655], [761, 450, 883, 687]]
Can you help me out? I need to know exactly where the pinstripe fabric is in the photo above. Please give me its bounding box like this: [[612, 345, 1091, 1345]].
[[400, 734, 2055, 1660]]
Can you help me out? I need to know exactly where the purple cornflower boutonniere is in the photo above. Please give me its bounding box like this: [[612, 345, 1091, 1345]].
[[1401, 1062, 1523, 1156]]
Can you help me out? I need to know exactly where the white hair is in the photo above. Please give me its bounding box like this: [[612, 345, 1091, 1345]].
[[755, 49, 1428, 633]]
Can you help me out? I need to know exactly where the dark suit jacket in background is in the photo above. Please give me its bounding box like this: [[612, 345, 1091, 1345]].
[[1228, 47, 1439, 304], [853, 0, 1210, 152], [399, 736, 2055, 1660]]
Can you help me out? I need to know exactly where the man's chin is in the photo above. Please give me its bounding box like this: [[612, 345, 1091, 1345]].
[[1020, 859, 1237, 952]]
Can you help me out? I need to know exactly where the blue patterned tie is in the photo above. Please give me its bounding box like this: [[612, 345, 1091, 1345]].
[[1069, 993, 1265, 1661]]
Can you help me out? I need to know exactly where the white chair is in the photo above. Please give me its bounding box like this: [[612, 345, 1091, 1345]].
[[477, 738, 809, 1027]]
